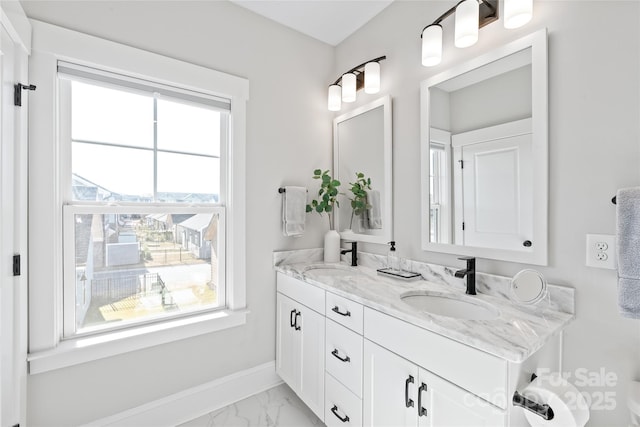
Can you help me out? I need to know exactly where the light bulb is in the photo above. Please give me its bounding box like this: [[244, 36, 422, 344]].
[[341, 73, 357, 102], [455, 0, 479, 48], [328, 84, 341, 111], [422, 24, 443, 67], [364, 62, 380, 94], [504, 0, 533, 29]]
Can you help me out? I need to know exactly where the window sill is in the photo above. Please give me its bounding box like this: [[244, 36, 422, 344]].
[[27, 308, 248, 375]]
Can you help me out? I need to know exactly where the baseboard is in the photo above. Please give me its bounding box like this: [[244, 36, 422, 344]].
[[82, 361, 283, 426]]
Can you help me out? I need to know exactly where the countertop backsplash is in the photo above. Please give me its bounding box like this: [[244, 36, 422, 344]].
[[273, 248, 574, 316]]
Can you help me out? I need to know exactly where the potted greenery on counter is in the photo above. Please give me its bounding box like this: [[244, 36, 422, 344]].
[[306, 169, 341, 228], [306, 169, 341, 262], [347, 172, 372, 231]]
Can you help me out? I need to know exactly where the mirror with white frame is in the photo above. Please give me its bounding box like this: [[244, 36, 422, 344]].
[[334, 95, 392, 244], [420, 29, 548, 265]]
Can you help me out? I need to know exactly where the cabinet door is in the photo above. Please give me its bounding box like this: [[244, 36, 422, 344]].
[[298, 305, 325, 420], [276, 292, 300, 391], [363, 340, 418, 427], [417, 368, 506, 427]]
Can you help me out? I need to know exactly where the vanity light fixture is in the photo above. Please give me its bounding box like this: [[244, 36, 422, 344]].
[[341, 72, 357, 103], [504, 0, 533, 29], [327, 56, 386, 111], [454, 0, 480, 48], [420, 0, 532, 67]]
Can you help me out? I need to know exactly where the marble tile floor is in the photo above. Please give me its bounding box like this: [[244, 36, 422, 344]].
[[178, 383, 323, 427]]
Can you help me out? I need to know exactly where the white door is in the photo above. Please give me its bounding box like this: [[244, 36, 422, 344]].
[[417, 368, 506, 427], [275, 292, 300, 391], [453, 119, 533, 251], [363, 339, 418, 427], [298, 305, 325, 420], [1, 15, 29, 427]]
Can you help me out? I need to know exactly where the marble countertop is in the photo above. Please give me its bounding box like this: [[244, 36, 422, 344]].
[[275, 259, 574, 363]]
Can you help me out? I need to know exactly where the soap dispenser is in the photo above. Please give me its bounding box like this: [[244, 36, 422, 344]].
[[387, 241, 399, 272]]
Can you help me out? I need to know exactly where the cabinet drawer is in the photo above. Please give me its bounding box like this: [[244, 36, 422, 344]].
[[326, 292, 363, 334], [326, 319, 363, 398], [277, 272, 325, 314], [325, 373, 362, 427], [364, 307, 508, 409]]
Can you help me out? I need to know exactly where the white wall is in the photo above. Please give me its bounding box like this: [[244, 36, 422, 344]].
[[21, 1, 334, 425], [334, 1, 640, 425]]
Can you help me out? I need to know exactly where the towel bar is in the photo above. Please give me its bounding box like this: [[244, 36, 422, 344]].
[[278, 187, 307, 194]]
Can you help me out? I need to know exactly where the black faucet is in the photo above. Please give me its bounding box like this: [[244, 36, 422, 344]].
[[454, 257, 476, 295], [341, 241, 358, 267]]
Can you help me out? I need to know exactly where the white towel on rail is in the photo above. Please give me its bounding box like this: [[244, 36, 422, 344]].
[[616, 187, 640, 319], [282, 186, 306, 237], [367, 190, 382, 229]]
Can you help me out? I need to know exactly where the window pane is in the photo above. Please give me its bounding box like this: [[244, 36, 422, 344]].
[[71, 81, 154, 148], [73, 212, 222, 333], [72, 142, 153, 201], [157, 98, 221, 156], [157, 152, 220, 202]]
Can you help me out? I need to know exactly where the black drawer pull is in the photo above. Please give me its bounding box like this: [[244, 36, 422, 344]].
[[332, 306, 351, 317], [331, 349, 351, 363], [405, 375, 414, 408], [289, 309, 296, 328], [294, 310, 301, 331], [331, 405, 350, 423], [418, 382, 428, 417]]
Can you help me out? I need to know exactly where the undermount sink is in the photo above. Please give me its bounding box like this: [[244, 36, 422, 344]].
[[400, 292, 500, 320], [302, 264, 357, 277]]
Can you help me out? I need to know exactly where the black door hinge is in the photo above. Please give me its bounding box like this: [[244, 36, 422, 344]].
[[13, 254, 21, 276], [458, 160, 464, 169], [462, 222, 465, 231], [14, 83, 36, 106]]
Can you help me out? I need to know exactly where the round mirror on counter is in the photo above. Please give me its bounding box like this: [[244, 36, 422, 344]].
[[510, 269, 547, 305]]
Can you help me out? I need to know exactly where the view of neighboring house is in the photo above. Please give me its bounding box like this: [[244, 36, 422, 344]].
[[176, 213, 216, 259]]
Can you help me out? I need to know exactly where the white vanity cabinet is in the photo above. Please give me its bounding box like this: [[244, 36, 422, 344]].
[[324, 292, 365, 427], [363, 340, 506, 426], [363, 307, 507, 426], [276, 274, 325, 421], [275, 270, 560, 427]]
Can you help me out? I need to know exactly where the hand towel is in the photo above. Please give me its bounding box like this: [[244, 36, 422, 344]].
[[616, 187, 640, 319], [367, 190, 383, 229], [282, 186, 306, 237]]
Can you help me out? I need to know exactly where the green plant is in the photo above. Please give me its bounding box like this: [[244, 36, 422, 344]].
[[348, 172, 372, 229], [306, 169, 341, 228]]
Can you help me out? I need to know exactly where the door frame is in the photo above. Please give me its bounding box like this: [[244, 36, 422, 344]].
[[1, 3, 31, 426]]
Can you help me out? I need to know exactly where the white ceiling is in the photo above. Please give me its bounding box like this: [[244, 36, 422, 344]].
[[230, 0, 394, 46]]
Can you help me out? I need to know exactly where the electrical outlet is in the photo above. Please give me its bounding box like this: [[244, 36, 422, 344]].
[[586, 234, 616, 269]]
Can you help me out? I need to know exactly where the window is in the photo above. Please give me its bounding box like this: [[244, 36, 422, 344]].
[[430, 143, 446, 242], [27, 21, 247, 373], [428, 134, 452, 245], [59, 63, 230, 337]]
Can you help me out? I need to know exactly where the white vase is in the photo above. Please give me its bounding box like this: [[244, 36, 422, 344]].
[[323, 229, 340, 263]]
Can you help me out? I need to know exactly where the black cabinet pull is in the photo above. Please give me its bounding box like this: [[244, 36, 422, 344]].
[[405, 375, 415, 408], [331, 349, 351, 363], [289, 309, 296, 328], [332, 306, 351, 317], [294, 310, 301, 331], [418, 382, 428, 417], [331, 405, 350, 423], [523, 240, 532, 247]]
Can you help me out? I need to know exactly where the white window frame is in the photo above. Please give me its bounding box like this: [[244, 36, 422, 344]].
[[27, 20, 248, 374]]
